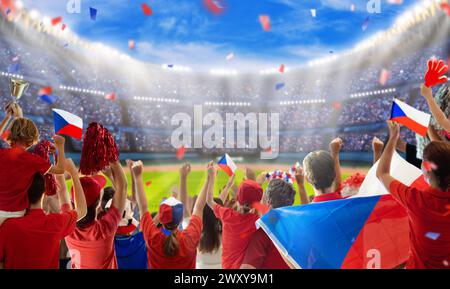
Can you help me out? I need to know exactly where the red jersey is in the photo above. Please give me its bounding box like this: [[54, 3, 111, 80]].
[[213, 204, 259, 269], [389, 180, 450, 269], [242, 228, 290, 269], [0, 204, 77, 269], [141, 212, 202, 269], [65, 206, 121, 269], [0, 146, 51, 212]]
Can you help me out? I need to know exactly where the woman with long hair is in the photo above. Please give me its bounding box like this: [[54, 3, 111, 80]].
[[134, 160, 214, 269]]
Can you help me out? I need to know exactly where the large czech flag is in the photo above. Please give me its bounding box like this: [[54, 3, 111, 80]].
[[52, 109, 83, 139], [257, 152, 427, 269], [390, 98, 431, 136], [218, 153, 237, 176]]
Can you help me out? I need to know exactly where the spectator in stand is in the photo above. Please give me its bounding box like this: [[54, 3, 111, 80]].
[[0, 159, 87, 269]]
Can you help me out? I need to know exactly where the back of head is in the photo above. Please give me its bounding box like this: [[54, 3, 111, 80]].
[[237, 179, 263, 208], [28, 173, 45, 205], [199, 198, 223, 253], [264, 179, 296, 209], [303, 150, 336, 191], [159, 197, 183, 257], [101, 187, 115, 211], [423, 141, 450, 191], [7, 118, 39, 147]]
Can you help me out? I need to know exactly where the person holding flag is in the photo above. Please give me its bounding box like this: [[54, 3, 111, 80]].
[[376, 121, 450, 269], [207, 166, 263, 269]]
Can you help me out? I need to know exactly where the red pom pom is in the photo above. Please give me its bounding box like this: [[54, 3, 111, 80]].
[[33, 140, 58, 196], [343, 173, 366, 188], [79, 122, 119, 175]]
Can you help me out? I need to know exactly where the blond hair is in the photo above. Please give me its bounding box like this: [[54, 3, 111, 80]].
[[7, 118, 39, 147]]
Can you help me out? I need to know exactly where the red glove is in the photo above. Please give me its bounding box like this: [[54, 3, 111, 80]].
[[424, 58, 448, 87]]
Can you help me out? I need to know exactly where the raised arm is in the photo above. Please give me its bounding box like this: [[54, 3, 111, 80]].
[[47, 135, 66, 175], [131, 160, 148, 217], [219, 173, 235, 204], [329, 138, 343, 192], [110, 161, 128, 214], [0, 103, 12, 137], [372, 137, 384, 164], [194, 161, 215, 218], [421, 84, 450, 133], [57, 158, 87, 220], [126, 159, 137, 206], [179, 163, 191, 217], [376, 121, 400, 190], [295, 165, 309, 205]]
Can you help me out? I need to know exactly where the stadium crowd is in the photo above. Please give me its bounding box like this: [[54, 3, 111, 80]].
[[0, 75, 449, 269]]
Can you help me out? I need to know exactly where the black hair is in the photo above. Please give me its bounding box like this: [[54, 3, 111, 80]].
[[28, 173, 45, 205], [199, 198, 223, 254], [265, 179, 296, 209]]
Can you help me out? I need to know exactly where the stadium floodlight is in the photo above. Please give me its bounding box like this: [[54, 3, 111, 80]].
[[15, 0, 24, 9]]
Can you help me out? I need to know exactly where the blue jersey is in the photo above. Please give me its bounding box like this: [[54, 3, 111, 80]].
[[114, 232, 148, 269]]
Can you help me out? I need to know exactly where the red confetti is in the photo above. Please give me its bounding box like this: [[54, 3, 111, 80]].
[[279, 64, 285, 73], [128, 39, 135, 50], [61, 24, 66, 31], [264, 146, 272, 154], [441, 2, 450, 16], [204, 0, 225, 15], [105, 92, 116, 101], [259, 15, 271, 31], [38, 86, 53, 96], [51, 16, 62, 26], [145, 181, 152, 187], [141, 3, 153, 16], [379, 69, 390, 86], [332, 101, 342, 110], [176, 145, 186, 160]]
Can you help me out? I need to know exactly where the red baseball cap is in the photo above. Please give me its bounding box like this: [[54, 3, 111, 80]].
[[71, 175, 106, 207], [237, 180, 263, 206]]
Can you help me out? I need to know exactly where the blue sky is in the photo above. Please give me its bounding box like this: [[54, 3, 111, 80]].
[[21, 0, 420, 69]]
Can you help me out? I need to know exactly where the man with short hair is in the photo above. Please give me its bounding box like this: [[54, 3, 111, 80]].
[[0, 159, 86, 269]]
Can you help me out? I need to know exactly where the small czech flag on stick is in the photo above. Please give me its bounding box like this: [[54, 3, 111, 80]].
[[390, 98, 431, 136], [218, 153, 237, 176], [52, 109, 83, 139]]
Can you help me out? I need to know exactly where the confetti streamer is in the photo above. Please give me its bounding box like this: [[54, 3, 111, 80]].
[[204, 0, 226, 15], [259, 15, 271, 31], [141, 3, 153, 16], [310, 9, 316, 17], [425, 232, 440, 240], [90, 7, 97, 21], [362, 16, 369, 32], [275, 82, 285, 90], [176, 145, 186, 160], [51, 16, 62, 26]]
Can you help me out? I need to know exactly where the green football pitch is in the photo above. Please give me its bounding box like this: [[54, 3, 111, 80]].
[[67, 169, 353, 213]]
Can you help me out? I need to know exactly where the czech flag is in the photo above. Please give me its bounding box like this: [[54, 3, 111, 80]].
[[52, 109, 83, 139], [390, 98, 431, 136], [218, 153, 236, 176], [257, 152, 427, 269]]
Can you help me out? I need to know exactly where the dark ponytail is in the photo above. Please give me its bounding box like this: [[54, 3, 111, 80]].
[[163, 224, 180, 257]]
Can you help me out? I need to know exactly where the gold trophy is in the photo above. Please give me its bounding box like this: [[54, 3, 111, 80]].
[[10, 78, 29, 102]]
